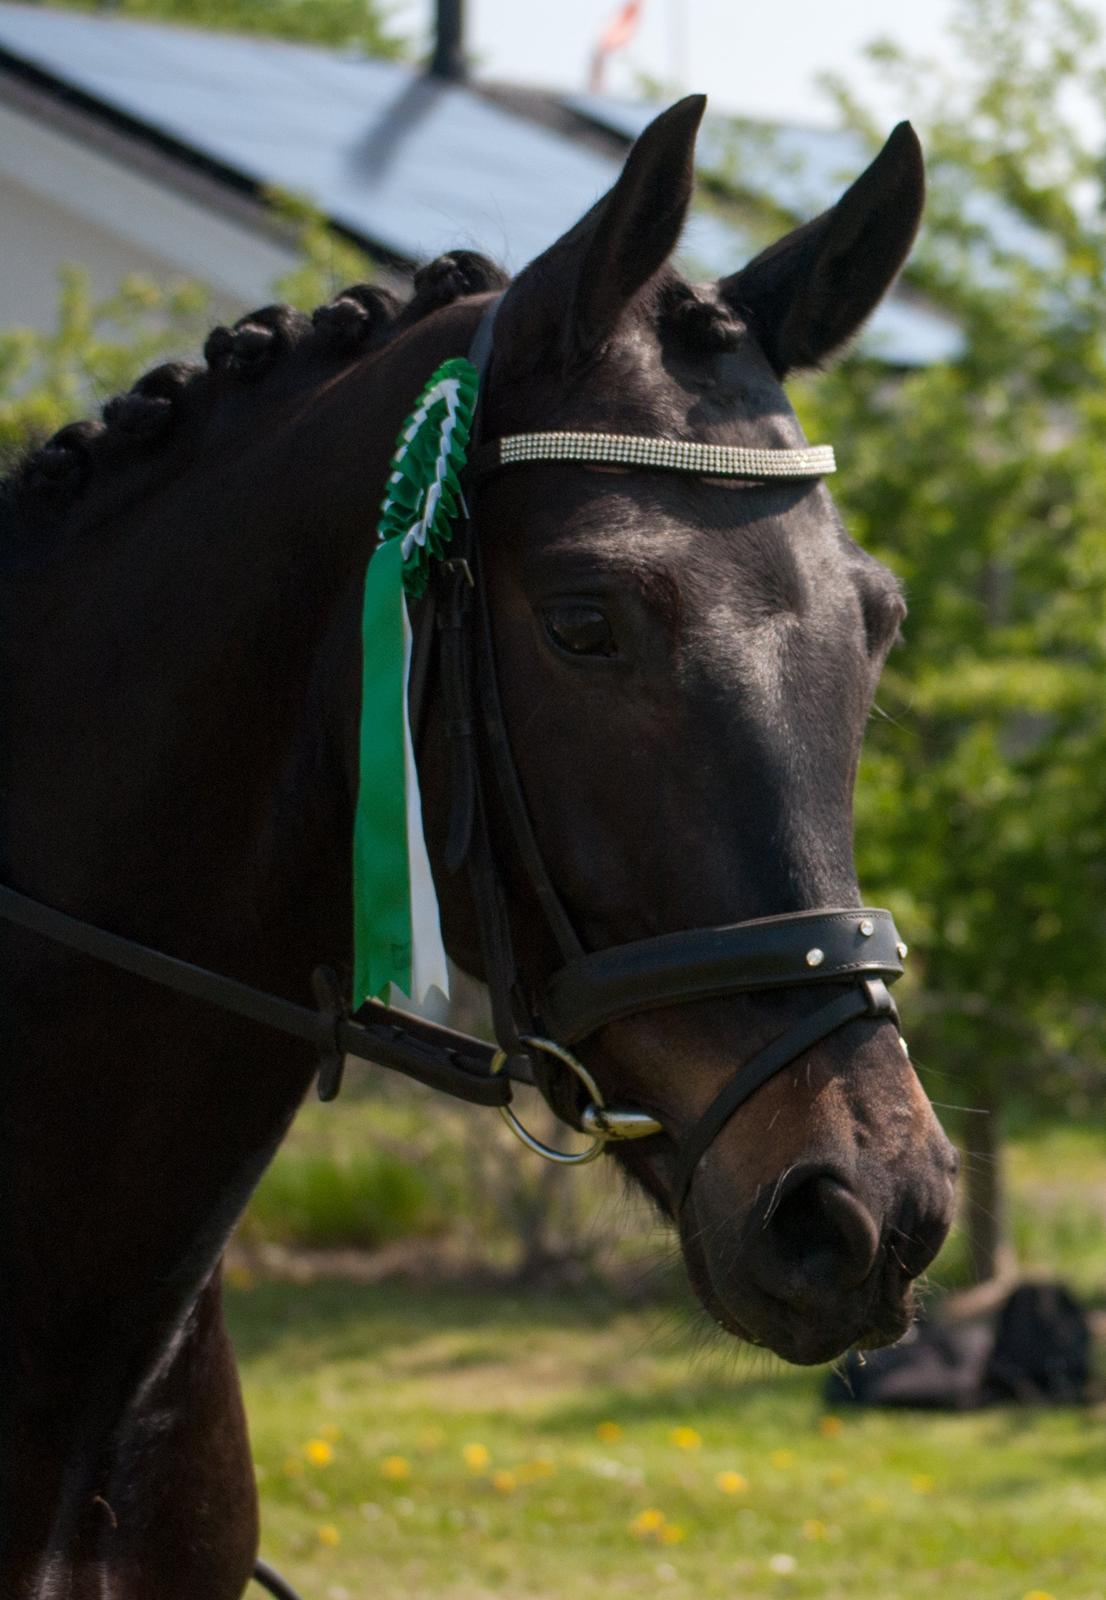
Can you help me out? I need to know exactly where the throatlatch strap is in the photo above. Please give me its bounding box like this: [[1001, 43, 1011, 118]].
[[670, 979, 897, 1212]]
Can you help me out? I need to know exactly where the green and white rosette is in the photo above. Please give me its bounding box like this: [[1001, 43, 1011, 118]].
[[353, 356, 479, 1009]]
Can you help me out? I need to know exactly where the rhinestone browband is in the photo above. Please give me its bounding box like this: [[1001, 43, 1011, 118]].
[[488, 432, 836, 479]]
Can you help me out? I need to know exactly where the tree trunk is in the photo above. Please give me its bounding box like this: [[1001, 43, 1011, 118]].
[[960, 1093, 1017, 1285]]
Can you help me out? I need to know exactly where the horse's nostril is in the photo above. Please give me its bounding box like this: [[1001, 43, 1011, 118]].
[[764, 1173, 880, 1294]]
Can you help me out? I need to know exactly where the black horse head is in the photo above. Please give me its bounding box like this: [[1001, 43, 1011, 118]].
[[422, 99, 957, 1362]]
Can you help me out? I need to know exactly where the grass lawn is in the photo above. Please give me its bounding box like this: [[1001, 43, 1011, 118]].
[[230, 1276, 1106, 1600]]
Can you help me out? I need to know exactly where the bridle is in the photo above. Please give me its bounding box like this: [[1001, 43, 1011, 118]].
[[0, 294, 909, 1209], [415, 295, 908, 1211], [0, 294, 910, 1600]]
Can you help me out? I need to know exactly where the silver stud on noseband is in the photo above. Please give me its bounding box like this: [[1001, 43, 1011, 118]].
[[897, 941, 909, 959], [859, 918, 875, 937], [805, 948, 825, 968]]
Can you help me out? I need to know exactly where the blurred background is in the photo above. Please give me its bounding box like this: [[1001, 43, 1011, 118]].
[[4, 2, 1106, 1596]]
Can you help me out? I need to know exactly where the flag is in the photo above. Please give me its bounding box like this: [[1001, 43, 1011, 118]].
[[590, 0, 643, 91]]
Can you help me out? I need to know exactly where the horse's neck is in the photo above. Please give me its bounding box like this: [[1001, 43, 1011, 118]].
[[3, 485, 365, 998], [2, 305, 487, 992]]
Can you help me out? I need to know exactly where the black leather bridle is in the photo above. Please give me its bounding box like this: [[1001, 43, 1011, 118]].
[[415, 296, 908, 1212], [0, 295, 909, 1214]]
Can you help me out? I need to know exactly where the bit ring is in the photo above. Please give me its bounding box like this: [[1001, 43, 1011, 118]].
[[491, 1036, 662, 1165]]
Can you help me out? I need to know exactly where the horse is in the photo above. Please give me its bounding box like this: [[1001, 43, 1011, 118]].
[[0, 96, 958, 1598]]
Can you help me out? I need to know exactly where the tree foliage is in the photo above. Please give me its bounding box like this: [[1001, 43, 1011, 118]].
[[803, 0, 1106, 1094], [41, 0, 406, 58], [0, 269, 212, 466], [778, 0, 1106, 1272]]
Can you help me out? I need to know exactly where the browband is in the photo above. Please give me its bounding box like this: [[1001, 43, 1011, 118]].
[[470, 431, 835, 480]]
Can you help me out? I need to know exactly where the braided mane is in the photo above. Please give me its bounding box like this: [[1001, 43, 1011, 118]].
[[0, 252, 742, 527]]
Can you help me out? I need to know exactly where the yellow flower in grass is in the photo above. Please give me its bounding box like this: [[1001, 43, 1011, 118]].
[[803, 1519, 828, 1541], [380, 1456, 411, 1481], [825, 1465, 849, 1487], [305, 1438, 334, 1468], [462, 1442, 490, 1471], [316, 1523, 341, 1547], [491, 1469, 517, 1494], [517, 1459, 556, 1483], [716, 1471, 748, 1496], [819, 1414, 844, 1437], [630, 1508, 666, 1538], [770, 1449, 795, 1470], [660, 1523, 686, 1545], [596, 1420, 623, 1443], [911, 1473, 936, 1494], [670, 1426, 702, 1451], [1023, 1592, 1057, 1600]]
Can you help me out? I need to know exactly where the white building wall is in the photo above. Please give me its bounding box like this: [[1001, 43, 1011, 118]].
[[0, 100, 300, 333]]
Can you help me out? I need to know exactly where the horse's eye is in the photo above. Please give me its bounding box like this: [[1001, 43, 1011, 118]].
[[543, 604, 615, 658]]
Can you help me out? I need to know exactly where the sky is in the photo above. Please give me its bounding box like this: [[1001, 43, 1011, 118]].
[[390, 0, 1106, 136], [394, 0, 964, 127]]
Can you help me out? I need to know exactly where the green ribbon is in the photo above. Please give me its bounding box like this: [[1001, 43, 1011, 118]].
[[353, 534, 409, 1003], [352, 356, 479, 1007]]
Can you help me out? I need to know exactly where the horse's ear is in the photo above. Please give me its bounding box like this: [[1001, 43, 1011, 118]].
[[719, 122, 925, 377], [500, 94, 705, 365]]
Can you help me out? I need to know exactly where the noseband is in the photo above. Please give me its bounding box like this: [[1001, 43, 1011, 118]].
[[0, 297, 908, 1221]]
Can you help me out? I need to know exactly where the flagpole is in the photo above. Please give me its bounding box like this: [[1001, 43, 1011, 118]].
[[669, 0, 689, 96]]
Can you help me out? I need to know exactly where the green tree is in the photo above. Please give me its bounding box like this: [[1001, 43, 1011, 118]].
[[793, 0, 1106, 1279], [0, 268, 212, 463], [41, 0, 406, 58]]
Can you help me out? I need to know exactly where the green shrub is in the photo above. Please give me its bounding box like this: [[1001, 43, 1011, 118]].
[[240, 1148, 444, 1249]]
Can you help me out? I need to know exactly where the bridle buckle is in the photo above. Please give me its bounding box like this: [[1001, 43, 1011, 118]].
[[861, 976, 896, 1019]]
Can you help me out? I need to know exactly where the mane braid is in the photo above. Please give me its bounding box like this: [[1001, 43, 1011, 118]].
[[2, 251, 511, 522]]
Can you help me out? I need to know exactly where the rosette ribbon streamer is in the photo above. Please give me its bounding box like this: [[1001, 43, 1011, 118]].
[[352, 357, 479, 1007]]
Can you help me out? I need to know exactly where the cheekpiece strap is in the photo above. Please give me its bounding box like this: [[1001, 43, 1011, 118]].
[[469, 432, 835, 481]]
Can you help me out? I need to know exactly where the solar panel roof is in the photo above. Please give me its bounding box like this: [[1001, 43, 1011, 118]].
[[0, 4, 960, 362], [566, 93, 871, 216], [0, 3, 625, 271]]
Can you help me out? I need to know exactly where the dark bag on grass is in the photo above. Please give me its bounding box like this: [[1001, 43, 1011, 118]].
[[981, 1282, 1090, 1404], [825, 1315, 993, 1410], [824, 1281, 1090, 1410]]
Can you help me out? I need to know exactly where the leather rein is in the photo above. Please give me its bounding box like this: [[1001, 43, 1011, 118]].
[[0, 296, 909, 1220]]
